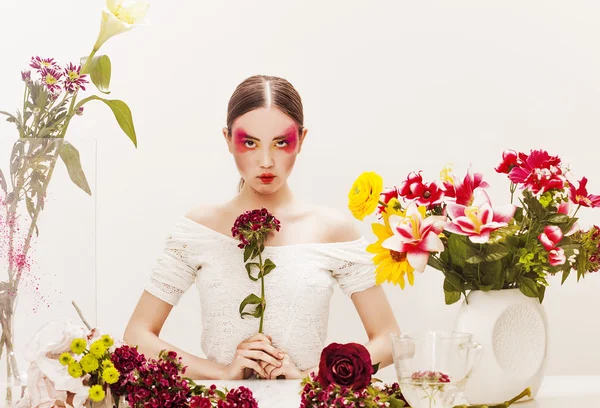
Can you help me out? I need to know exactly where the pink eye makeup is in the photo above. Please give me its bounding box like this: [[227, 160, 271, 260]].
[[278, 125, 298, 154], [233, 129, 254, 153]]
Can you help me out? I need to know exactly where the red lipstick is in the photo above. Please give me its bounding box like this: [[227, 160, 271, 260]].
[[259, 173, 275, 184]]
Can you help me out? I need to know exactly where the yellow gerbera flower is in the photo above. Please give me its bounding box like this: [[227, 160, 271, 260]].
[[367, 198, 415, 288], [348, 172, 383, 220]]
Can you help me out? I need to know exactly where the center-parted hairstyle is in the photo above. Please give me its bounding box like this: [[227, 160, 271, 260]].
[[226, 75, 304, 191]]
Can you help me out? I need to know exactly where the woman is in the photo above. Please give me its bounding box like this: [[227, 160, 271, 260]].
[[124, 75, 400, 380]]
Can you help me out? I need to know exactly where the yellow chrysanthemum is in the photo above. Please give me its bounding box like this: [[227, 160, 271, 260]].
[[101, 334, 114, 347], [102, 359, 115, 369], [348, 172, 384, 220], [59, 352, 73, 366], [90, 340, 107, 358], [70, 338, 87, 355], [102, 366, 120, 384], [68, 362, 83, 378], [366, 198, 415, 288], [81, 354, 99, 373], [88, 385, 105, 403]]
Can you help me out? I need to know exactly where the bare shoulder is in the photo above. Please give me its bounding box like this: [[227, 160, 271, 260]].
[[184, 203, 231, 231], [312, 205, 362, 243]]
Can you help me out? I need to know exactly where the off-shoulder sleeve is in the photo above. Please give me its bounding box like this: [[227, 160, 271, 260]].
[[144, 221, 203, 306], [313, 237, 376, 296]]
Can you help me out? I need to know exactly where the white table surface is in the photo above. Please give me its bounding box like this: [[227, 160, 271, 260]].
[[195, 375, 600, 407]]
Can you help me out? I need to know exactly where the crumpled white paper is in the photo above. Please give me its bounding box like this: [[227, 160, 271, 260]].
[[16, 319, 91, 408]]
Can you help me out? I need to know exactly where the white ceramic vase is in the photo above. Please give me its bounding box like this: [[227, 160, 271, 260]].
[[454, 288, 548, 405]]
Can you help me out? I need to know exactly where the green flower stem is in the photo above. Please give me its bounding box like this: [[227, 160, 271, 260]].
[[452, 387, 531, 408], [258, 249, 266, 334]]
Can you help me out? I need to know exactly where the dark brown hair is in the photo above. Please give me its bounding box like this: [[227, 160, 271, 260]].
[[226, 75, 304, 191]]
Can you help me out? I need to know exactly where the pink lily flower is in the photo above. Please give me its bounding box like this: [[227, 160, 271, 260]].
[[381, 203, 447, 273], [444, 189, 516, 244], [452, 165, 490, 206]]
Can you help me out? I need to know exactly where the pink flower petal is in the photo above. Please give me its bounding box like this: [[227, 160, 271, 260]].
[[538, 233, 555, 251], [419, 231, 445, 252], [446, 203, 466, 220], [407, 250, 430, 273], [492, 204, 517, 223], [469, 231, 491, 244]]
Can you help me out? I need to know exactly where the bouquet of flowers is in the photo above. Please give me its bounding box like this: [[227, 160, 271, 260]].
[[17, 319, 259, 408], [348, 149, 600, 304], [114, 348, 258, 408], [232, 208, 281, 333], [300, 342, 531, 408], [300, 342, 407, 407]]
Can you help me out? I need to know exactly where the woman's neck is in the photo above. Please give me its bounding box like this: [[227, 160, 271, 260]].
[[233, 182, 297, 213]]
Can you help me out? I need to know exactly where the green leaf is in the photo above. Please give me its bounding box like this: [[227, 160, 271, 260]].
[[372, 362, 380, 375], [0, 169, 6, 194], [561, 268, 571, 284], [465, 244, 510, 264], [76, 95, 137, 147], [243, 245, 253, 262], [479, 260, 504, 289], [0, 110, 17, 123], [26, 196, 35, 219], [239, 293, 263, 318], [81, 55, 111, 94], [547, 214, 570, 224], [444, 271, 464, 293], [444, 290, 461, 305], [262, 258, 276, 276], [241, 303, 263, 319], [448, 234, 473, 267], [538, 285, 546, 303], [215, 390, 227, 399], [59, 141, 91, 195], [427, 254, 446, 271], [518, 277, 539, 298], [389, 397, 407, 408], [245, 262, 260, 281]]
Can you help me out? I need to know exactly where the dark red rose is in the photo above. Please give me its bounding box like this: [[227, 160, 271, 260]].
[[317, 343, 373, 391]]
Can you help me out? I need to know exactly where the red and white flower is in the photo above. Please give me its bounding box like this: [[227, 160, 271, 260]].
[[568, 177, 600, 208], [444, 189, 516, 244], [508, 150, 565, 194], [381, 203, 447, 272]]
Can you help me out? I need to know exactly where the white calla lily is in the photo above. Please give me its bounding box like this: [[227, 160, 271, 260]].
[[93, 0, 149, 51]]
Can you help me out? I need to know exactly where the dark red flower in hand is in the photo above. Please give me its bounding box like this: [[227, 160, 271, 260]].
[[317, 343, 373, 391], [231, 208, 281, 248]]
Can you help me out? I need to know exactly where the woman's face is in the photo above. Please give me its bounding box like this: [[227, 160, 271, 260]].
[[225, 107, 307, 194]]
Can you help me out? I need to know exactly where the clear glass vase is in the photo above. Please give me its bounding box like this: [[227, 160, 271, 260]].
[[0, 136, 97, 407]]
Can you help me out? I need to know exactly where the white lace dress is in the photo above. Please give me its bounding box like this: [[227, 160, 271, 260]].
[[144, 216, 376, 371]]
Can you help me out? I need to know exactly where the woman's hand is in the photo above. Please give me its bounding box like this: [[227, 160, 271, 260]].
[[259, 352, 304, 379], [222, 333, 284, 380]]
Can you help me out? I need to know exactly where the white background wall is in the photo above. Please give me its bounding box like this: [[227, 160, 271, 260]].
[[1, 0, 599, 378]]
